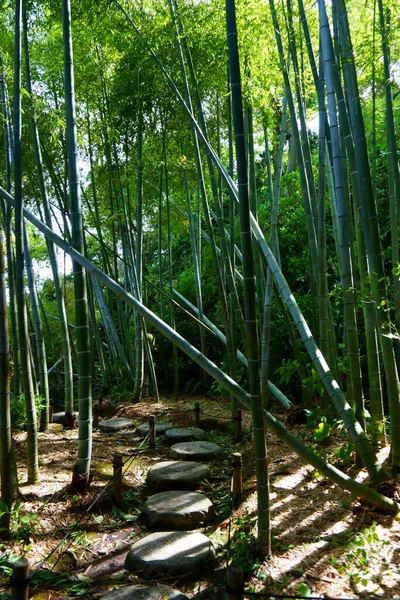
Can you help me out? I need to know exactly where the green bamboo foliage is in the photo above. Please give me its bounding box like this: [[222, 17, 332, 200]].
[[62, 0, 92, 487], [23, 8, 74, 423], [13, 0, 39, 484], [0, 221, 12, 533], [226, 0, 270, 556], [1, 185, 398, 513], [118, 4, 383, 480]]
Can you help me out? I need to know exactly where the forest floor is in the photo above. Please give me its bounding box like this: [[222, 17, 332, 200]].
[[1, 394, 400, 600]]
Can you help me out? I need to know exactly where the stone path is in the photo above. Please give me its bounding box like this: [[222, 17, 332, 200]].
[[99, 422, 224, 598]]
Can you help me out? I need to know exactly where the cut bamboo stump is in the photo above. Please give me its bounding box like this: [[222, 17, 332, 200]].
[[225, 564, 244, 600], [148, 416, 156, 449], [113, 453, 123, 505], [232, 452, 242, 507], [11, 559, 29, 600], [194, 403, 200, 428], [234, 410, 242, 442]]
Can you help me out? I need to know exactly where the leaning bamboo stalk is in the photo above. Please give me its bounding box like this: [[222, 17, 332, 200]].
[[2, 188, 397, 512]]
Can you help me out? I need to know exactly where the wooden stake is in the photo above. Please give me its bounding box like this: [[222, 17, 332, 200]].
[[93, 404, 99, 429], [226, 564, 244, 600], [49, 399, 54, 424], [11, 558, 29, 600], [112, 453, 123, 505], [234, 409, 242, 442], [232, 452, 242, 507], [149, 416, 156, 449], [194, 402, 200, 427]]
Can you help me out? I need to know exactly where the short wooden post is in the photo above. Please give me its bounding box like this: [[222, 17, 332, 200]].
[[112, 453, 123, 505], [93, 404, 99, 429], [232, 452, 242, 507], [49, 399, 54, 424], [194, 403, 200, 428], [11, 558, 30, 600], [148, 416, 156, 449], [234, 409, 242, 442], [225, 564, 244, 600]]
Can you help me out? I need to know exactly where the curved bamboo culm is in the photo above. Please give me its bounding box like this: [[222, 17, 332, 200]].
[[62, 0, 92, 487], [13, 0, 39, 485], [0, 222, 12, 533], [0, 186, 398, 513]]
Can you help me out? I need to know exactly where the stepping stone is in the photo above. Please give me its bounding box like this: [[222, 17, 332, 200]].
[[136, 423, 174, 436], [169, 441, 222, 461], [146, 461, 210, 491], [141, 490, 215, 530], [99, 418, 135, 433], [100, 584, 188, 600], [52, 411, 78, 425], [125, 531, 215, 578], [165, 427, 206, 445]]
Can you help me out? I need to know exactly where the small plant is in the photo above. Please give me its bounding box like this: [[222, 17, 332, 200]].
[[0, 500, 41, 541], [230, 511, 260, 575], [11, 394, 46, 431]]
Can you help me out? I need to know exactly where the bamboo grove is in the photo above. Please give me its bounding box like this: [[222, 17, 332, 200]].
[[1, 0, 400, 555]]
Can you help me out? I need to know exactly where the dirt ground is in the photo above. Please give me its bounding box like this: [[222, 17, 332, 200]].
[[1, 395, 400, 600]]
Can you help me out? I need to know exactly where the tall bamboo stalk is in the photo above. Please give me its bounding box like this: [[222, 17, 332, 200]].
[[23, 8, 74, 424], [0, 221, 12, 533], [13, 0, 39, 484], [226, 0, 270, 556], [62, 0, 92, 487], [23, 222, 49, 430]]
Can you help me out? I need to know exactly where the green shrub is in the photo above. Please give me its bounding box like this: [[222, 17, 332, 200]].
[[10, 394, 45, 431]]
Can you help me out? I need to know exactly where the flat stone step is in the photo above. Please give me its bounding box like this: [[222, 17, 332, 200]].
[[99, 418, 135, 433], [136, 423, 174, 436], [125, 531, 215, 578], [165, 427, 206, 445], [169, 441, 222, 461], [146, 461, 210, 491], [141, 490, 215, 530], [100, 584, 188, 600]]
